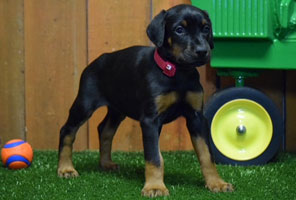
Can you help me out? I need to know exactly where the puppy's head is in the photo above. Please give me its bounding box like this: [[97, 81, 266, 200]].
[[147, 5, 214, 67]]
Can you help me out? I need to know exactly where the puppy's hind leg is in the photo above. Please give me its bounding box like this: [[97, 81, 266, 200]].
[[98, 107, 125, 171], [58, 71, 104, 178], [58, 94, 100, 178]]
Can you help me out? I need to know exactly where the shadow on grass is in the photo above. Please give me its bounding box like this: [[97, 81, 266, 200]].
[[73, 152, 204, 188]]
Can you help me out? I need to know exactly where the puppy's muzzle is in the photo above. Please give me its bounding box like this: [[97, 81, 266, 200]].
[[183, 47, 210, 66], [195, 43, 210, 58], [196, 49, 209, 59]]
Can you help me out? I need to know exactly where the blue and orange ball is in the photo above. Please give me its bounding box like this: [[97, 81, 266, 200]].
[[1, 139, 33, 169]]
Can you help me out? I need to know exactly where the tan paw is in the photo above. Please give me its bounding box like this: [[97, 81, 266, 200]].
[[100, 160, 120, 171], [57, 166, 79, 178], [206, 179, 234, 192], [141, 185, 169, 198]]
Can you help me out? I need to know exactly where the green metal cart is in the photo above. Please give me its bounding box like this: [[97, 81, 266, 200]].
[[192, 0, 296, 165]]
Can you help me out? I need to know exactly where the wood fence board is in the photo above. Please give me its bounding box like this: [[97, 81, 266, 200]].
[[152, 0, 191, 15], [0, 0, 25, 146], [25, 0, 88, 150], [286, 71, 296, 152]]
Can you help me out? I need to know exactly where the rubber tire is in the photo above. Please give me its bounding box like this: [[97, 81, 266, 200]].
[[204, 87, 283, 165]]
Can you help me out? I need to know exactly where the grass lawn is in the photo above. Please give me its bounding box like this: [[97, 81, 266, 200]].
[[0, 151, 296, 200]]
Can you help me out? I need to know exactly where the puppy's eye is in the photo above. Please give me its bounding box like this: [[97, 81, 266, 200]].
[[202, 25, 210, 34], [175, 26, 185, 35]]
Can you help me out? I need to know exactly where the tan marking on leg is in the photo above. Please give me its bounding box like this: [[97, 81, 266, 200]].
[[191, 136, 234, 192], [142, 152, 169, 197], [155, 92, 178, 114], [58, 135, 79, 178], [99, 120, 119, 171], [186, 91, 203, 111]]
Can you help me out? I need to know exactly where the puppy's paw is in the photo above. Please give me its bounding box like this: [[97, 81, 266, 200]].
[[100, 161, 120, 171], [206, 179, 234, 193], [58, 166, 79, 178], [141, 184, 169, 198]]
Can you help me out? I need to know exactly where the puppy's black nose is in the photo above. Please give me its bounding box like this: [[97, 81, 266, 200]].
[[195, 45, 208, 58], [196, 49, 208, 58]]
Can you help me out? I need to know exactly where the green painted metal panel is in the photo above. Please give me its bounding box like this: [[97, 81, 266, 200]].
[[192, 0, 296, 70], [192, 0, 274, 39], [212, 37, 296, 69]]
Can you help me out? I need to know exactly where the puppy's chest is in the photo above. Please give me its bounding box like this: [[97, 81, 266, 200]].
[[155, 90, 203, 114]]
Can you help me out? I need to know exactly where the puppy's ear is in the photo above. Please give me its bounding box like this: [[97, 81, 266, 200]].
[[208, 26, 214, 49], [146, 10, 167, 47], [203, 10, 214, 49]]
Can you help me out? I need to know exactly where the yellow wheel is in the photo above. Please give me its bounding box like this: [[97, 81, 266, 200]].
[[211, 99, 273, 161], [204, 87, 283, 165]]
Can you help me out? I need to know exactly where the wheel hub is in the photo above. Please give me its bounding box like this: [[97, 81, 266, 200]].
[[236, 125, 246, 135]]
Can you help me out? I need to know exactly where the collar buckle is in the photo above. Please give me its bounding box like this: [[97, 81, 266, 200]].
[[154, 49, 176, 77]]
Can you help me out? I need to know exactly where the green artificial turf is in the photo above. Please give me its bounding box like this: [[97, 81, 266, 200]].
[[0, 151, 296, 200]]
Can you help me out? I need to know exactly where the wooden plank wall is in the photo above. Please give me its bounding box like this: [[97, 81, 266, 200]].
[[24, 0, 88, 150], [286, 71, 296, 151], [0, 0, 25, 145], [0, 0, 295, 152]]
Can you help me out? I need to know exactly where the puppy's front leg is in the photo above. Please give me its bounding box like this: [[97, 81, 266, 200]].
[[186, 112, 234, 192], [140, 118, 169, 198]]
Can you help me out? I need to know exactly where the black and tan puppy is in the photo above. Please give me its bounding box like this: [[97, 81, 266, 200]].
[[57, 4, 233, 197]]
